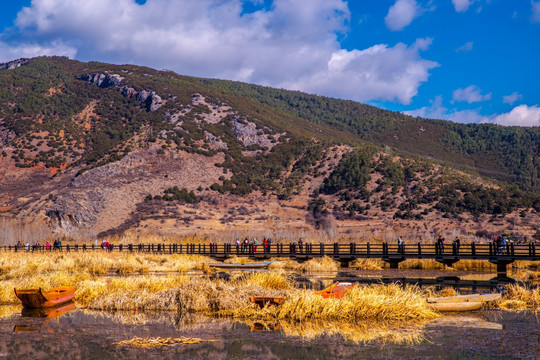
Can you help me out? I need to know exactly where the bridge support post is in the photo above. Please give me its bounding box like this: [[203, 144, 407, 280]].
[[435, 258, 460, 267], [489, 259, 514, 278], [382, 257, 405, 269], [338, 257, 354, 268]]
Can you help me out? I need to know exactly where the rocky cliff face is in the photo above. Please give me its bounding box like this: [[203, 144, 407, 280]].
[[79, 72, 164, 112], [40, 146, 225, 235], [0, 58, 29, 70]]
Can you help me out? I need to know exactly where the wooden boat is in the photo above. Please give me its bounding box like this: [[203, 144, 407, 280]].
[[315, 282, 357, 299], [427, 293, 501, 312], [209, 260, 276, 269], [428, 301, 483, 312], [250, 296, 286, 308], [427, 293, 501, 304], [14, 286, 76, 308]]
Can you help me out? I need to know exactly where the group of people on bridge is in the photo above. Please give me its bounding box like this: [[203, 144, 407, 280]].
[[14, 239, 62, 251], [230, 237, 274, 254]]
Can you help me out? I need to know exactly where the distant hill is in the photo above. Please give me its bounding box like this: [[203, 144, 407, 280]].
[[0, 56, 538, 241]]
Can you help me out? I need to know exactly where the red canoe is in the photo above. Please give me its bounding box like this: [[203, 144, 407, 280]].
[[14, 286, 76, 308], [315, 282, 357, 299]]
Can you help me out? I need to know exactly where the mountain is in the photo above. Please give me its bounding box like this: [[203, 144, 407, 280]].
[[0, 56, 538, 241]]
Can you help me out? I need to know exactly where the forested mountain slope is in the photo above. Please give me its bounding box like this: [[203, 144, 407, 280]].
[[0, 57, 537, 240], [202, 78, 540, 192]]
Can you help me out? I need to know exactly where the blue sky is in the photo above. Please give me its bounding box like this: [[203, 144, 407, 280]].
[[0, 0, 538, 126]]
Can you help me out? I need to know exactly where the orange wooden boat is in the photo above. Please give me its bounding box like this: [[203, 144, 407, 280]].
[[315, 282, 357, 299], [14, 286, 76, 309], [250, 296, 286, 308]]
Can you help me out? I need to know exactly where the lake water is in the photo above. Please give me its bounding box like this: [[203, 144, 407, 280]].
[[0, 305, 538, 359]]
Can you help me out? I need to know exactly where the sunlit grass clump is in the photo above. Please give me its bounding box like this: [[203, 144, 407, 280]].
[[268, 256, 338, 272], [498, 284, 540, 310], [228, 283, 438, 322]]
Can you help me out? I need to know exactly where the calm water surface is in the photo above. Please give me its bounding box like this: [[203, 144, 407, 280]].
[[0, 305, 538, 359]]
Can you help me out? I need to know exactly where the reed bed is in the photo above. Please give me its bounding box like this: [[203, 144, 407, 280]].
[[0, 305, 21, 319], [113, 336, 213, 348], [0, 252, 213, 279], [497, 284, 540, 310], [349, 258, 384, 270], [299, 256, 339, 272], [228, 283, 438, 322], [268, 256, 339, 272]]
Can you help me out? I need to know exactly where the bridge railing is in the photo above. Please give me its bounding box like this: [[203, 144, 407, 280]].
[[0, 242, 537, 258]]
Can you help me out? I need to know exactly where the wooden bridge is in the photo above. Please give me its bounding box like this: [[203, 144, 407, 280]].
[[3, 242, 538, 277]]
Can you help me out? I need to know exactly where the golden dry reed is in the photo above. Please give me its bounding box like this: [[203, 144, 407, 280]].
[[268, 256, 339, 272], [228, 283, 438, 322], [2, 252, 538, 319], [497, 284, 540, 310], [113, 336, 214, 348]]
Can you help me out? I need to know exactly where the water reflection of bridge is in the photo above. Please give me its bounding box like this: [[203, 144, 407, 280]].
[[3, 242, 538, 277]]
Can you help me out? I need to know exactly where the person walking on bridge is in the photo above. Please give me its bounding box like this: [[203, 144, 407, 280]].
[[397, 236, 404, 254]]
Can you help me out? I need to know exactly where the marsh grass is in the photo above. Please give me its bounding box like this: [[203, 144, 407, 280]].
[[349, 258, 384, 270], [228, 283, 438, 322], [497, 284, 540, 310], [0, 305, 21, 319], [2, 252, 538, 319], [113, 336, 214, 348], [299, 256, 339, 272], [268, 256, 339, 272]]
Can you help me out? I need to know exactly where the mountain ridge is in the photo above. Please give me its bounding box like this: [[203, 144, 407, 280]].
[[0, 56, 538, 241]]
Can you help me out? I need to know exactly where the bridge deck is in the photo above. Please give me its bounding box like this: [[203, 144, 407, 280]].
[[2, 242, 538, 262]]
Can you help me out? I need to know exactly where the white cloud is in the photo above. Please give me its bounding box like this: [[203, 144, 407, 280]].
[[455, 41, 474, 52], [406, 96, 540, 126], [452, 0, 472, 12], [385, 0, 422, 31], [492, 105, 540, 126], [404, 95, 448, 119], [285, 38, 439, 104], [503, 92, 523, 105], [452, 85, 492, 103], [404, 95, 487, 123], [532, 1, 540, 23], [0, 41, 76, 63], [0, 0, 438, 105]]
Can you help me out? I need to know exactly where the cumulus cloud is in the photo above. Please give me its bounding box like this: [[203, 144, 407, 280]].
[[406, 96, 540, 126], [0, 0, 438, 104], [385, 0, 422, 31], [503, 92, 523, 105], [455, 41, 473, 52], [492, 105, 540, 126], [532, 1, 540, 22], [0, 40, 76, 63], [452, 0, 472, 12], [284, 38, 438, 104], [404, 96, 487, 123], [452, 85, 492, 103]]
